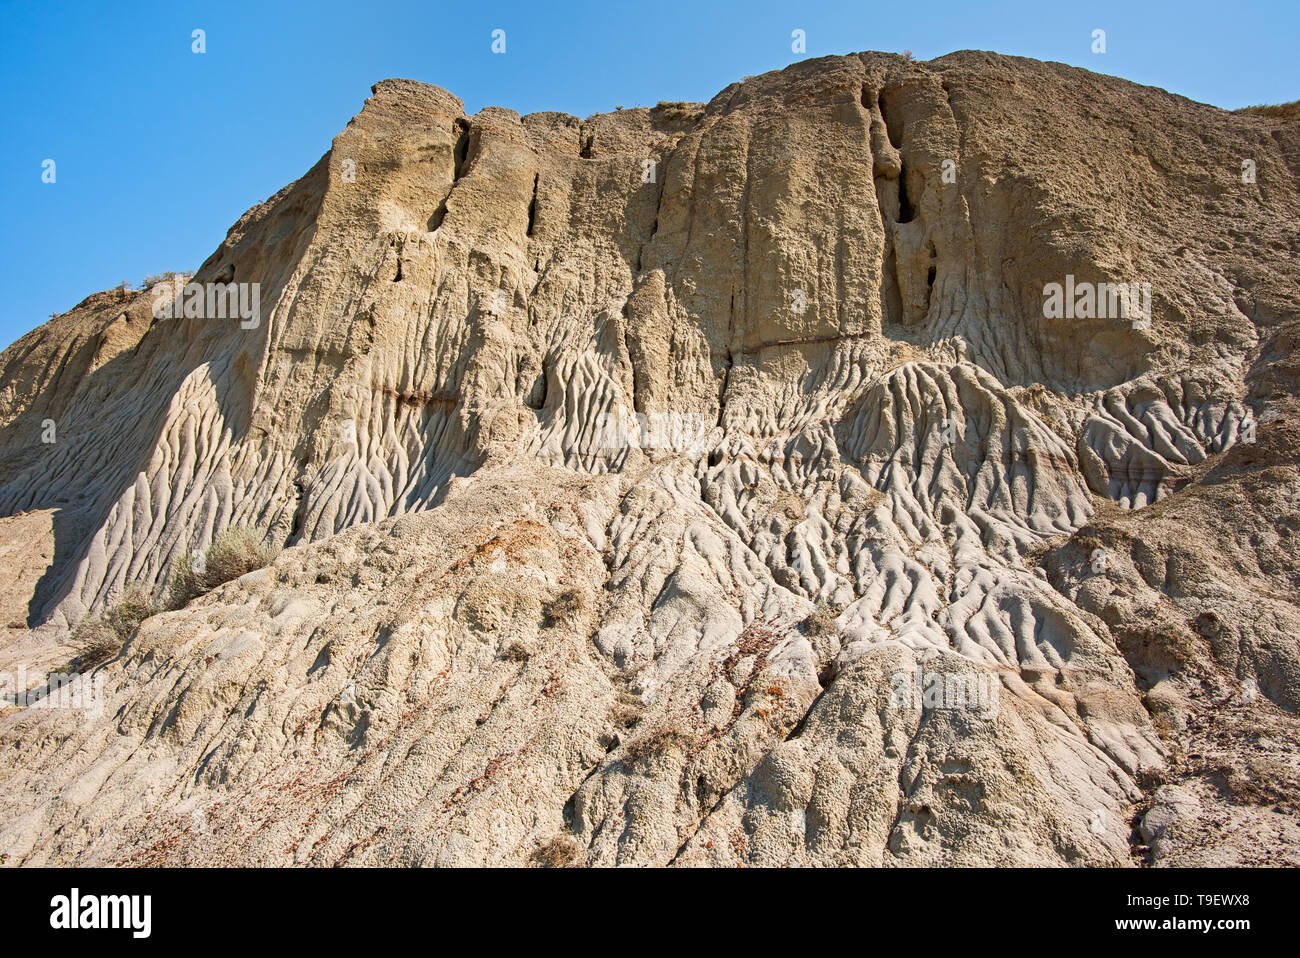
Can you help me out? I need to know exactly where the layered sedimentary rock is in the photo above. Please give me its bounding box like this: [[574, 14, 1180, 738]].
[[0, 51, 1297, 866]]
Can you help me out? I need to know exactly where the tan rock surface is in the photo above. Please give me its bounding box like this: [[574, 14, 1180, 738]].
[[0, 51, 1296, 866]]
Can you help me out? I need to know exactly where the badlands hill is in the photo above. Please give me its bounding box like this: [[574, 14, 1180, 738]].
[[0, 51, 1297, 866]]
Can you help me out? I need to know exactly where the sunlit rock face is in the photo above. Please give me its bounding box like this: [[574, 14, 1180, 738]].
[[0, 52, 1297, 867]]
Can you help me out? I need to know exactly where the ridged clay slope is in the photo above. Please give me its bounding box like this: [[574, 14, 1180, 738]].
[[0, 51, 1297, 866]]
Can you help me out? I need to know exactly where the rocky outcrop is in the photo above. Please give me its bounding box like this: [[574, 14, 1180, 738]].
[[0, 51, 1296, 866]]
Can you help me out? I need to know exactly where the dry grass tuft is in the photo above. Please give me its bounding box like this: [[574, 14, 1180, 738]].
[[653, 101, 704, 124], [1238, 101, 1300, 121], [532, 836, 580, 867], [543, 587, 586, 627]]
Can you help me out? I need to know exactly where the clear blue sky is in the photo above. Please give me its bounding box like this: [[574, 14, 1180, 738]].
[[1, 0, 1295, 350]]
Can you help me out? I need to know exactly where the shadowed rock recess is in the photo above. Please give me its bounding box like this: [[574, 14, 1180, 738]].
[[1, 51, 1297, 866]]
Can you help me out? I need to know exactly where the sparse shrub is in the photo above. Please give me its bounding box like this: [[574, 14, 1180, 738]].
[[166, 551, 205, 609], [502, 640, 531, 662], [532, 836, 579, 867], [60, 584, 160, 675], [801, 602, 842, 639], [102, 583, 158, 638], [609, 685, 643, 729], [653, 101, 704, 124], [65, 620, 124, 673], [167, 526, 277, 609], [623, 725, 693, 761], [543, 587, 586, 627], [142, 270, 195, 288], [610, 703, 641, 729], [207, 526, 276, 584]]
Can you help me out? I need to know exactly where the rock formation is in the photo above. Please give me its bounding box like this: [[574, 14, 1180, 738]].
[[0, 51, 1296, 866]]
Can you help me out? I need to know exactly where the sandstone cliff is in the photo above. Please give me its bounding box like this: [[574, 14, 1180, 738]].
[[0, 51, 1297, 866]]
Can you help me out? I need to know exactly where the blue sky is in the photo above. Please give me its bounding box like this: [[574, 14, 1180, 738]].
[[1, 0, 1295, 350]]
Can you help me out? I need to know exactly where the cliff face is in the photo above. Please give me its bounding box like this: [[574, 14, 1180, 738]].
[[0, 51, 1297, 866]]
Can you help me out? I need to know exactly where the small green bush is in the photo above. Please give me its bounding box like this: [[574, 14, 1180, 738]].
[[167, 551, 204, 609], [102, 583, 158, 638], [167, 527, 277, 609]]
